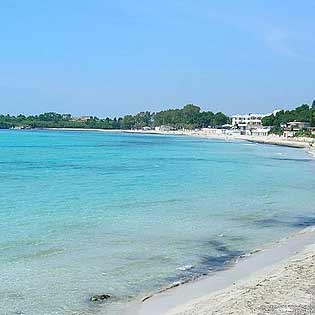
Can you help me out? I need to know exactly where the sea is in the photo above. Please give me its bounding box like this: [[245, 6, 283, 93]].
[[0, 129, 315, 315]]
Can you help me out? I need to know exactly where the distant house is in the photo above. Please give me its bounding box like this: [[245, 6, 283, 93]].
[[283, 130, 295, 138], [218, 124, 233, 129], [231, 110, 279, 135], [155, 125, 175, 132], [71, 116, 91, 122], [251, 128, 270, 137], [231, 113, 265, 130], [227, 129, 241, 136], [12, 125, 31, 130], [62, 114, 71, 120], [283, 121, 311, 138], [201, 127, 225, 136], [287, 121, 310, 130], [142, 126, 152, 131]]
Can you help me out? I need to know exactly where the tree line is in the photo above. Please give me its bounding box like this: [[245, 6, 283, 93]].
[[0, 104, 230, 130], [262, 102, 315, 132]]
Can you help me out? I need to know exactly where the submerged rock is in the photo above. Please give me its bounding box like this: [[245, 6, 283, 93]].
[[89, 294, 111, 302]]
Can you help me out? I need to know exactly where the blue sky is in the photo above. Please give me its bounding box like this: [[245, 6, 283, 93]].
[[1, 0, 314, 117]]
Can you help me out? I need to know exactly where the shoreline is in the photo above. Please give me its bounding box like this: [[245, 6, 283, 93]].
[[123, 129, 315, 150], [45, 129, 315, 314], [6, 127, 315, 314], [134, 226, 315, 315], [38, 127, 315, 152]]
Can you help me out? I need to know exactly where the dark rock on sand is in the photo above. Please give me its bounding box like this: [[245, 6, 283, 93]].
[[89, 294, 111, 302]]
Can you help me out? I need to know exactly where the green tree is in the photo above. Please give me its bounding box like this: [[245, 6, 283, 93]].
[[310, 112, 315, 127], [261, 115, 275, 126], [198, 111, 214, 128], [262, 105, 314, 128], [121, 115, 136, 129], [212, 112, 229, 127]]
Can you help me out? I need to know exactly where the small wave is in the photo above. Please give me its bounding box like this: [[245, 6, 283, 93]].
[[271, 157, 312, 162], [8, 247, 65, 262], [176, 265, 193, 271], [298, 225, 315, 234]]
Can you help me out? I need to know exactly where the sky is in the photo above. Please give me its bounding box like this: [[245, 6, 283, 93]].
[[1, 0, 315, 117]]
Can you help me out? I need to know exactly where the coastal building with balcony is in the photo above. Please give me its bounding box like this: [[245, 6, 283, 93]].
[[232, 113, 264, 128], [283, 121, 311, 138], [231, 110, 279, 135], [286, 121, 311, 130], [251, 127, 271, 137]]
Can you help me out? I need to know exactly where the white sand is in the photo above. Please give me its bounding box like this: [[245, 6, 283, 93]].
[[135, 227, 315, 315], [43, 128, 315, 152], [169, 245, 315, 315], [125, 129, 315, 149], [45, 127, 315, 314]]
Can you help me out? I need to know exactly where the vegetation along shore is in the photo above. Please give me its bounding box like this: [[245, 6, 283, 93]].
[[3, 101, 315, 153], [1, 101, 315, 140]]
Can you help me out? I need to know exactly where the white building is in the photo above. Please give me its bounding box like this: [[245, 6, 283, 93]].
[[283, 121, 311, 138], [231, 113, 265, 129], [251, 127, 271, 137], [231, 110, 279, 135], [155, 125, 175, 132]]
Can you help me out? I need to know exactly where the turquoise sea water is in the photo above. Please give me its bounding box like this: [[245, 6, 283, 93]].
[[1, 130, 315, 315]]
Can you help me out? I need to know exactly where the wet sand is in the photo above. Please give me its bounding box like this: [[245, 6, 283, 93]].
[[136, 227, 315, 315]]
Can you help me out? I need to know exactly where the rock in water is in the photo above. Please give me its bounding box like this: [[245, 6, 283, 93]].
[[89, 294, 111, 302]]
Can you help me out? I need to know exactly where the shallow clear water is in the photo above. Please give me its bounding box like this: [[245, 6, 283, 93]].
[[0, 130, 315, 315]]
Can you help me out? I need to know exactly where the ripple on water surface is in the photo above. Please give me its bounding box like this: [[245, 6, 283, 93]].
[[0, 130, 314, 314]]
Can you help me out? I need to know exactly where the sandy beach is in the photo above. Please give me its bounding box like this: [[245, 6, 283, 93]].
[[2, 2, 314, 314], [73, 126, 315, 315], [44, 127, 315, 152], [170, 244, 315, 315], [46, 127, 315, 315], [136, 227, 315, 315], [124, 129, 315, 149], [12, 127, 315, 315]]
